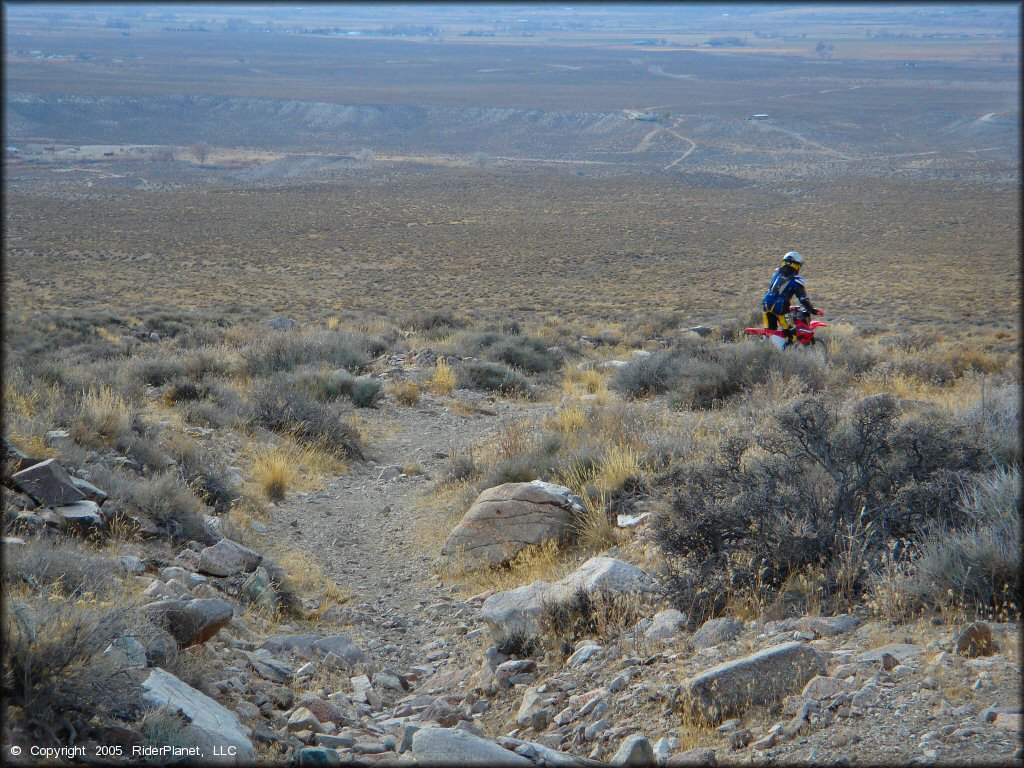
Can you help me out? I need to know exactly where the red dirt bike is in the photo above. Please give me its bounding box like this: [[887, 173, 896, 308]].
[[744, 306, 827, 350]]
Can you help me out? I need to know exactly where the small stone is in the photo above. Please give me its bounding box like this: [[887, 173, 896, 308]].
[[665, 747, 717, 766], [955, 622, 995, 658], [715, 719, 741, 733], [288, 707, 324, 734], [691, 617, 742, 649], [608, 674, 629, 693], [567, 644, 604, 667], [611, 734, 655, 767], [728, 729, 751, 750], [751, 732, 777, 750]]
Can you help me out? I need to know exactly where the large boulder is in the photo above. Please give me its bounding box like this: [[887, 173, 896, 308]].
[[676, 641, 826, 725], [198, 538, 262, 577], [142, 667, 254, 764], [482, 556, 657, 643], [142, 598, 234, 647], [11, 459, 86, 507], [481, 582, 551, 644], [440, 480, 584, 569], [412, 726, 535, 767]]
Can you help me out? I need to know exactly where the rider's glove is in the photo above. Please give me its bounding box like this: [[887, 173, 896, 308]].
[[813, 308, 824, 316]]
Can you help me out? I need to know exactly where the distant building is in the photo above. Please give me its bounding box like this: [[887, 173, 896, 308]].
[[5, 146, 19, 155], [751, 114, 769, 120]]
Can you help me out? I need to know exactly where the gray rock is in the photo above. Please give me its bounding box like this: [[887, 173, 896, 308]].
[[691, 617, 742, 649], [441, 480, 584, 569], [70, 475, 108, 504], [799, 614, 859, 637], [646, 609, 687, 641], [611, 734, 655, 767], [241, 566, 279, 612], [142, 667, 253, 763], [412, 726, 535, 766], [295, 747, 341, 766], [118, 555, 147, 574], [198, 538, 262, 577], [142, 598, 234, 647], [676, 641, 826, 725], [567, 644, 604, 667], [11, 459, 86, 507], [482, 557, 656, 643], [955, 622, 995, 658], [103, 636, 148, 669], [857, 643, 923, 665], [261, 634, 371, 673], [665, 747, 717, 766]]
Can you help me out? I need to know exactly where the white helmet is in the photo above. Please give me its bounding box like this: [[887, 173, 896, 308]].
[[782, 251, 803, 270]]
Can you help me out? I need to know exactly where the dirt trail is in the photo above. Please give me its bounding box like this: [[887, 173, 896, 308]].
[[265, 393, 553, 669]]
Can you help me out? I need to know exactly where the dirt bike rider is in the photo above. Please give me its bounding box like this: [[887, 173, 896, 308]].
[[762, 251, 823, 347]]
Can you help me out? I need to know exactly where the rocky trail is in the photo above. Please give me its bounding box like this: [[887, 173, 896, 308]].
[[266, 392, 553, 670]]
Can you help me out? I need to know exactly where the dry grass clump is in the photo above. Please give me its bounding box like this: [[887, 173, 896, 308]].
[[549, 404, 587, 436], [388, 379, 421, 406], [427, 359, 457, 396], [246, 440, 346, 502], [446, 540, 571, 596], [70, 386, 133, 448], [538, 588, 648, 651], [251, 445, 295, 501]]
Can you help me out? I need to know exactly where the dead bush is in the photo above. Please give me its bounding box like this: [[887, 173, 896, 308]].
[[247, 376, 364, 459], [610, 351, 683, 399], [892, 466, 1021, 620], [5, 538, 120, 599], [118, 472, 212, 543], [456, 361, 534, 398], [3, 598, 143, 745], [240, 330, 376, 374], [654, 393, 996, 622], [463, 331, 560, 374]]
